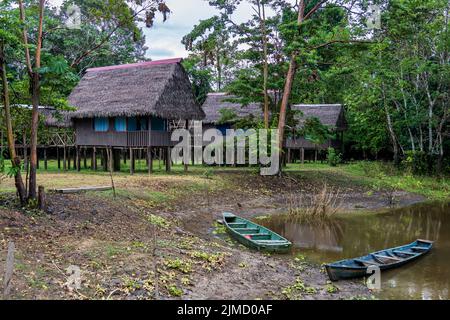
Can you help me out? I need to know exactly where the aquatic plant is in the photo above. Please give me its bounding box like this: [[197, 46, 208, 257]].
[[286, 183, 342, 223]]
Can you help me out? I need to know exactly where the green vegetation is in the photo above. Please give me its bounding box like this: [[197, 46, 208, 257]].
[[282, 277, 317, 300], [285, 162, 449, 201], [164, 258, 193, 274]]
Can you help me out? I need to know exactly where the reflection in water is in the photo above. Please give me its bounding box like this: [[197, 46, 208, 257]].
[[269, 218, 344, 252], [260, 202, 450, 300]]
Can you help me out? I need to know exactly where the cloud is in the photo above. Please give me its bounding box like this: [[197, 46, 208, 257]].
[[49, 0, 289, 60], [146, 47, 177, 60], [144, 0, 220, 59]]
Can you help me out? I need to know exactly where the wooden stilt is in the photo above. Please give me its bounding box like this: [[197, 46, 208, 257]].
[[68, 147, 72, 170], [63, 146, 67, 171], [92, 147, 97, 171], [147, 147, 153, 174], [314, 149, 318, 162], [130, 148, 135, 175], [113, 148, 121, 171], [57, 147, 61, 170], [102, 149, 108, 171], [83, 147, 87, 169], [165, 147, 171, 172], [76, 146, 81, 171]]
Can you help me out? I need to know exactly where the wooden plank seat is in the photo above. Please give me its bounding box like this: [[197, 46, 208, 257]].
[[373, 254, 402, 262], [354, 259, 382, 267], [228, 223, 247, 228], [411, 246, 428, 251], [233, 228, 259, 234], [254, 240, 290, 243], [393, 250, 416, 256]]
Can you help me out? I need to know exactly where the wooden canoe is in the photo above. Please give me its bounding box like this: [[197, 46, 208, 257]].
[[222, 212, 292, 252], [325, 239, 433, 281]]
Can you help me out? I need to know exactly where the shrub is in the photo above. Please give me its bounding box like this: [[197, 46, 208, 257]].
[[402, 151, 429, 175], [327, 148, 341, 167]]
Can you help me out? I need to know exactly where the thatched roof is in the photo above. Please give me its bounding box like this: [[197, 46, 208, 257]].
[[202, 93, 263, 124], [68, 58, 205, 120], [291, 104, 346, 131]]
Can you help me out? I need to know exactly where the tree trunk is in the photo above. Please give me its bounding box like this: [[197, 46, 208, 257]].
[[22, 0, 45, 200], [277, 1, 306, 170], [28, 72, 40, 199], [384, 101, 399, 165], [38, 186, 46, 212], [257, 0, 270, 129], [0, 42, 27, 204]]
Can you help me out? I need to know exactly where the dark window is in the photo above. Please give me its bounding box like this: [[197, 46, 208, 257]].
[[128, 117, 148, 131], [94, 117, 109, 132], [151, 117, 166, 131], [115, 117, 127, 132]]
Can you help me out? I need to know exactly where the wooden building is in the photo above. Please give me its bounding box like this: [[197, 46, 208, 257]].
[[201, 93, 263, 135], [67, 58, 205, 173], [201, 93, 347, 163], [286, 104, 347, 163]]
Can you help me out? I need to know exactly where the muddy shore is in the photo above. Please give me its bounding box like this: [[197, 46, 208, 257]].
[[0, 171, 426, 300]]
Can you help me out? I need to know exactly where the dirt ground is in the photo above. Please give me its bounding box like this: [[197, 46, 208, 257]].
[[0, 170, 426, 300]]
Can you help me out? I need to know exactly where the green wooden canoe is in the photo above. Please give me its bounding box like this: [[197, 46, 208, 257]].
[[222, 212, 292, 252]]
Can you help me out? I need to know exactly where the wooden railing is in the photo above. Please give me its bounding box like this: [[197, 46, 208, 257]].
[[76, 130, 171, 147]]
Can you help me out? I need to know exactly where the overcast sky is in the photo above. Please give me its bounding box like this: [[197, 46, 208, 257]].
[[49, 0, 272, 60]]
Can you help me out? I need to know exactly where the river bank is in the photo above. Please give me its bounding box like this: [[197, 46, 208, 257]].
[[0, 165, 446, 300]]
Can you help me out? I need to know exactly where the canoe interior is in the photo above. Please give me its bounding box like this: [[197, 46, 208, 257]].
[[223, 212, 292, 252], [325, 239, 433, 281]]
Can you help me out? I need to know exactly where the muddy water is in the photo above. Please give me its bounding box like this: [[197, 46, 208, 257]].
[[259, 202, 450, 300]]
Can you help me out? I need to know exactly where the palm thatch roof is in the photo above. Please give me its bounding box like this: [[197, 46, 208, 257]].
[[68, 58, 205, 120], [291, 104, 347, 131], [202, 93, 263, 124]]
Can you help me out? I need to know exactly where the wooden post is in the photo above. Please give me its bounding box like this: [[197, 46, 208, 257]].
[[102, 149, 108, 171], [147, 147, 153, 174], [3, 242, 15, 299], [44, 147, 48, 170], [38, 186, 46, 211], [68, 147, 71, 170], [63, 146, 67, 171], [83, 147, 87, 169], [57, 147, 61, 170], [287, 148, 291, 164], [165, 147, 171, 172], [113, 148, 121, 172], [92, 147, 97, 171], [314, 149, 318, 162], [76, 146, 81, 171], [130, 148, 135, 175]]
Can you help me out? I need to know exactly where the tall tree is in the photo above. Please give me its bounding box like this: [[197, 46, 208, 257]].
[[15, 0, 171, 200], [0, 1, 27, 203]]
